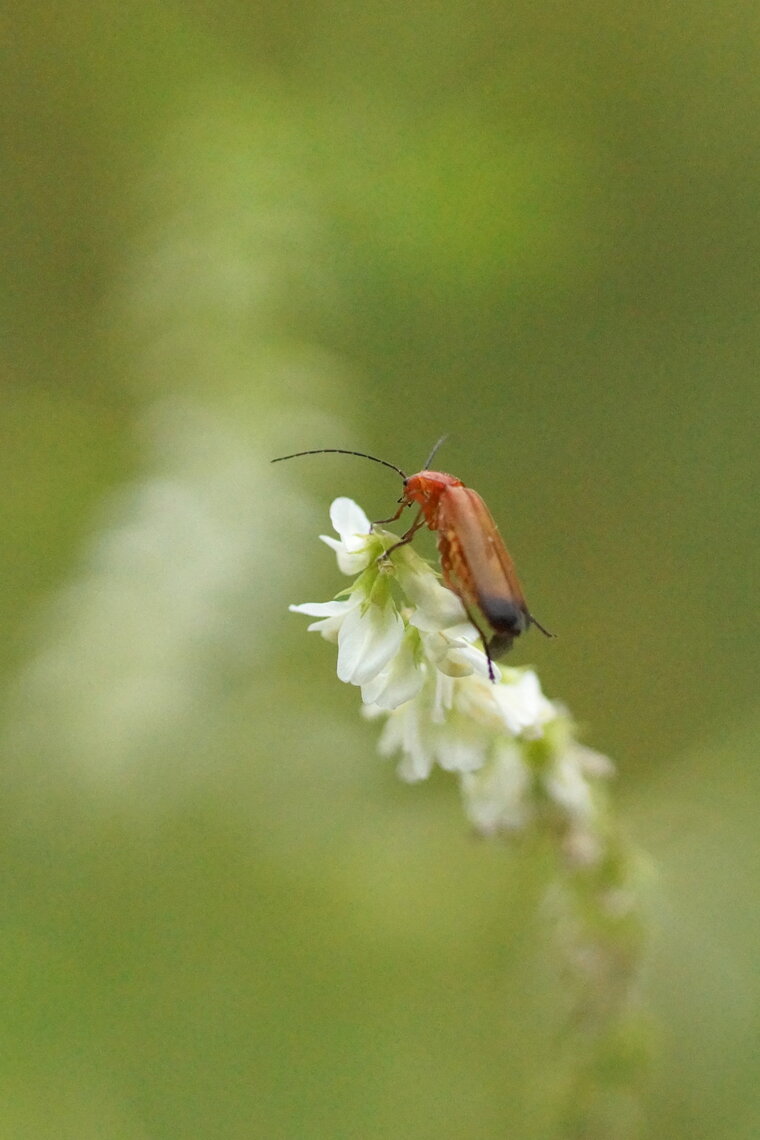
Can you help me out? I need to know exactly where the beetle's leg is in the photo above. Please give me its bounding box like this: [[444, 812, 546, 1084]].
[[372, 499, 409, 527], [466, 615, 497, 683], [380, 509, 426, 558], [529, 613, 556, 639]]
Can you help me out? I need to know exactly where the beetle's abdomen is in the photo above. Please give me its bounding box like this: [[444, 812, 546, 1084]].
[[478, 596, 529, 636], [435, 486, 531, 657]]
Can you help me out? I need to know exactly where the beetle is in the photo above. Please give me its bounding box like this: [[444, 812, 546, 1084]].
[[272, 437, 554, 680]]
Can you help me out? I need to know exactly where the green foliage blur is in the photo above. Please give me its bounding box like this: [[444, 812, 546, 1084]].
[[1, 3, 758, 1137]]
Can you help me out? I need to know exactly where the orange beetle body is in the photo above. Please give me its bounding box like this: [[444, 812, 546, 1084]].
[[400, 471, 533, 664], [272, 441, 553, 679]]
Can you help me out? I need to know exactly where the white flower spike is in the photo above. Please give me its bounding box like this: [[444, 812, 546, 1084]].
[[289, 495, 651, 1136], [291, 498, 616, 861]]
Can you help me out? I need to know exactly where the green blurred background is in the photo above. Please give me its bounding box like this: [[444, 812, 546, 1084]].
[[2, 3, 758, 1137]]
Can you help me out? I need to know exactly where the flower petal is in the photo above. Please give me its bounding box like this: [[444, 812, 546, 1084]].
[[290, 600, 352, 617], [337, 601, 404, 685], [305, 615, 343, 640], [434, 726, 487, 773], [491, 670, 555, 736], [543, 751, 596, 824], [330, 497, 371, 541], [320, 533, 373, 575], [401, 569, 468, 631], [361, 634, 425, 709], [460, 743, 533, 835]]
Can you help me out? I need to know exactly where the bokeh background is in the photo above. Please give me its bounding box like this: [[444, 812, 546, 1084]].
[[2, 3, 759, 1137]]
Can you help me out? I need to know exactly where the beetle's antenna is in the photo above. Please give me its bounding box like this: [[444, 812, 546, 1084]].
[[271, 449, 407, 480], [422, 434, 448, 469]]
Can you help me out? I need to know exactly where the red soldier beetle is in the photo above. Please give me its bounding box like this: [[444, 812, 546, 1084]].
[[272, 437, 554, 680]]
